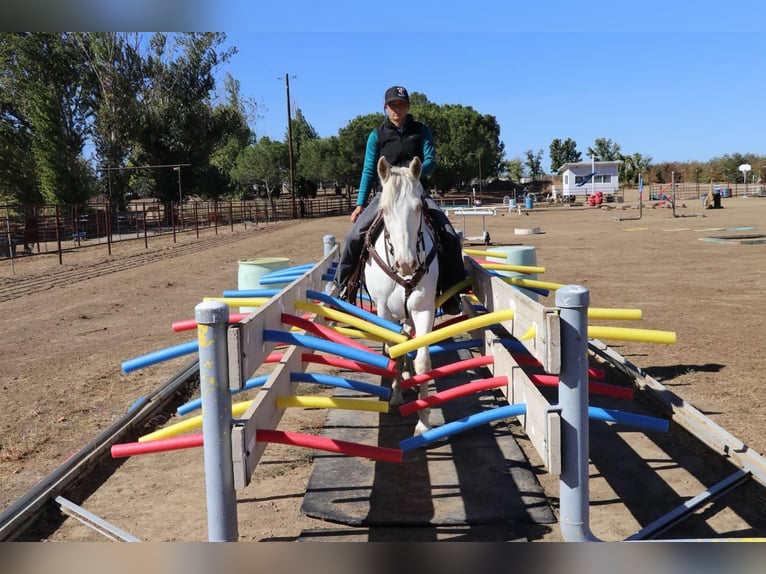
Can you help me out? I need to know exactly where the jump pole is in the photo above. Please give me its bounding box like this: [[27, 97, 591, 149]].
[[195, 300, 238, 542]]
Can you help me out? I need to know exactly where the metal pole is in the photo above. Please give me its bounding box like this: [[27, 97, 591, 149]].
[[285, 74, 297, 219], [323, 234, 336, 293], [591, 155, 596, 199], [671, 171, 676, 217], [556, 284, 600, 542], [194, 300, 238, 542]]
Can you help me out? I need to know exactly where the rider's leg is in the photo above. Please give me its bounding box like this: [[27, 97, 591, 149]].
[[424, 197, 467, 314], [334, 196, 381, 294]]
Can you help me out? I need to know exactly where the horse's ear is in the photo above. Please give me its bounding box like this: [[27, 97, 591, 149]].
[[409, 156, 422, 180], [377, 156, 391, 182]]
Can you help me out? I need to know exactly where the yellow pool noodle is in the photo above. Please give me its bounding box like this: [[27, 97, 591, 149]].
[[588, 308, 643, 321], [139, 399, 253, 442], [203, 297, 270, 307], [331, 325, 389, 344], [388, 308, 516, 358], [295, 300, 407, 344], [435, 277, 475, 308], [479, 262, 547, 274], [588, 325, 676, 344], [463, 248, 508, 258], [276, 396, 389, 413], [503, 276, 564, 291]]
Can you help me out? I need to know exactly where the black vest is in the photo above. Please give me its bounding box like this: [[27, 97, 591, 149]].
[[376, 115, 425, 168]]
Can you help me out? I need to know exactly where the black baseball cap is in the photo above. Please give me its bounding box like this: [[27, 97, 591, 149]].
[[384, 86, 409, 105]]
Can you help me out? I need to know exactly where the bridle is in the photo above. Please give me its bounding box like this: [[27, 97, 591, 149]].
[[365, 201, 438, 318]]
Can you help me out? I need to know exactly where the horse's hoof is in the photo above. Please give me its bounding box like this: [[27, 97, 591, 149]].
[[414, 421, 431, 436]]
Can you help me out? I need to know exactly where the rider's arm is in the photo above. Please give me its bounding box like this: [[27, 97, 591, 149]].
[[421, 124, 436, 177], [356, 130, 380, 207]]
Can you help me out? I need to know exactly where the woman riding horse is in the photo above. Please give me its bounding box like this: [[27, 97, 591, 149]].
[[334, 85, 466, 315]]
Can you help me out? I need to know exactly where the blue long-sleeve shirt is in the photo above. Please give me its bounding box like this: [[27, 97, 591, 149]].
[[356, 121, 436, 207]]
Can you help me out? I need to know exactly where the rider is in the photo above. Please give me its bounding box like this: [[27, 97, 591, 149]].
[[334, 85, 466, 315]]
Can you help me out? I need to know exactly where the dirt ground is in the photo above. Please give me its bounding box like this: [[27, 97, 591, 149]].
[[1, 192, 765, 542]]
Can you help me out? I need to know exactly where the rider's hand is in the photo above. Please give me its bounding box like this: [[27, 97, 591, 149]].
[[350, 205, 364, 223]]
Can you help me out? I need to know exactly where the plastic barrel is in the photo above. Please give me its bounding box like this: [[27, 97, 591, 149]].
[[486, 245, 538, 301], [525, 196, 534, 210], [237, 257, 291, 313]]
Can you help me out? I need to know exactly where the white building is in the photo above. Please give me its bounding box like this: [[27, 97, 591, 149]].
[[557, 161, 622, 199]]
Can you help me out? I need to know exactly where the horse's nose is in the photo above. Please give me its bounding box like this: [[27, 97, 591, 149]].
[[397, 258, 417, 276]]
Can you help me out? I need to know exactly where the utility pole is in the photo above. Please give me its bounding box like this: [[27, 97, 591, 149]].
[[284, 73, 297, 219]]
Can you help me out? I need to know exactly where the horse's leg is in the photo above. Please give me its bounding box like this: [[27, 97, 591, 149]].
[[377, 302, 406, 406], [410, 309, 435, 436]]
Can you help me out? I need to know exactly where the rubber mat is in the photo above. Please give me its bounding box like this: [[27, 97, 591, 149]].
[[299, 344, 556, 529]]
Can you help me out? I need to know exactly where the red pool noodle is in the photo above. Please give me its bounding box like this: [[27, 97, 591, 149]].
[[172, 313, 250, 332], [528, 373, 633, 399], [111, 433, 204, 458], [257, 429, 402, 463], [302, 353, 397, 379], [399, 376, 508, 416], [400, 355, 494, 390], [510, 353, 605, 380], [281, 313, 373, 353], [111, 430, 402, 463]]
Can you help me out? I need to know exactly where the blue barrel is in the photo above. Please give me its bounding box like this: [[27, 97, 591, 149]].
[[721, 188, 730, 198], [525, 196, 534, 210]]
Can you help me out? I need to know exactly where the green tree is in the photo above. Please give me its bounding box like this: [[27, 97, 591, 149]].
[[524, 149, 544, 179], [73, 32, 144, 205], [336, 113, 383, 191], [130, 32, 237, 202], [620, 152, 652, 186], [2, 33, 94, 204], [549, 138, 581, 172], [231, 137, 288, 199], [587, 138, 622, 162], [505, 158, 524, 183]]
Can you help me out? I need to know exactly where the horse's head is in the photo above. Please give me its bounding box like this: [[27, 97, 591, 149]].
[[377, 156, 425, 277]]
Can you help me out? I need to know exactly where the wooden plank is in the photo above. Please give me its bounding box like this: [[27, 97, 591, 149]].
[[230, 249, 338, 489], [589, 338, 766, 487], [467, 257, 560, 372], [227, 251, 335, 389], [231, 344, 304, 490], [487, 331, 561, 474]]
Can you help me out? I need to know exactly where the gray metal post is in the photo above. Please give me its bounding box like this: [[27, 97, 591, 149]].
[[556, 285, 601, 541], [194, 300, 238, 541], [323, 234, 336, 257], [323, 234, 336, 292]]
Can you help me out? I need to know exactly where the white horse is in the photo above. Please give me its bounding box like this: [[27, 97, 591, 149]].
[[364, 156, 438, 436]]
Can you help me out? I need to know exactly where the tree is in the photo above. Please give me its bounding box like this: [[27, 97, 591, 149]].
[[587, 138, 622, 162], [73, 32, 144, 205], [1, 33, 94, 204], [620, 152, 652, 186], [505, 158, 524, 183], [549, 138, 581, 172], [413, 100, 504, 192], [231, 137, 288, 199], [336, 113, 383, 191], [130, 32, 237, 202], [524, 149, 544, 180]]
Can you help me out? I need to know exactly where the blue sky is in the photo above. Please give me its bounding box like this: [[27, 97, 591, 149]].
[[12, 1, 766, 170], [218, 27, 764, 169]]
